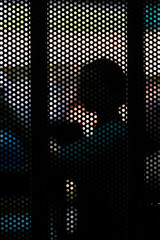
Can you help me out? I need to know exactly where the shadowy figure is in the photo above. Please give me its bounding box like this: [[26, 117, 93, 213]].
[[77, 59, 127, 240], [55, 59, 128, 240]]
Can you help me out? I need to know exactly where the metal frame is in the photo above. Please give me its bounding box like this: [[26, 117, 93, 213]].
[[31, 1, 49, 239]]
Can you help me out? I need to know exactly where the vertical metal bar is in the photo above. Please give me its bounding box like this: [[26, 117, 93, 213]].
[[31, 1, 48, 239], [127, 0, 145, 239]]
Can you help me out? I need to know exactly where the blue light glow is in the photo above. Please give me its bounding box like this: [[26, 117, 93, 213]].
[[146, 5, 160, 29], [0, 214, 31, 232], [0, 130, 24, 172]]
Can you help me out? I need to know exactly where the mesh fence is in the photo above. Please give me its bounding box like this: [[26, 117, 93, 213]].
[[0, 1, 32, 240], [0, 0, 160, 239], [47, 1, 129, 239]]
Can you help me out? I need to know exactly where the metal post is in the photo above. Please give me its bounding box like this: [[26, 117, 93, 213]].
[[127, 0, 145, 239], [31, 1, 49, 239]]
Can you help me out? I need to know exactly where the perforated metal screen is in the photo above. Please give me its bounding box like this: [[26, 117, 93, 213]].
[[0, 1, 31, 240], [143, 1, 160, 238], [144, 1, 160, 190], [0, 0, 160, 240], [47, 1, 128, 240]]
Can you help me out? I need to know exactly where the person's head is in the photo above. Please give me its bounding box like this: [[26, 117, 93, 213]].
[[78, 58, 126, 121]]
